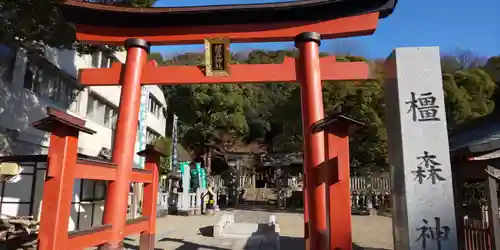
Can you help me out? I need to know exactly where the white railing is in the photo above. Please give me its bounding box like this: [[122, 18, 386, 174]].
[[189, 193, 197, 209], [157, 192, 169, 212], [127, 192, 135, 219], [174, 188, 204, 212], [350, 176, 391, 191]]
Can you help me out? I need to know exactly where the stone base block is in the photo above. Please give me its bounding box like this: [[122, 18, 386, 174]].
[[213, 213, 235, 238], [214, 214, 281, 249]]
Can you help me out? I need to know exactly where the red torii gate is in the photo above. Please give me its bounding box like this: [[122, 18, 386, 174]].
[[41, 0, 397, 249], [78, 37, 371, 250]]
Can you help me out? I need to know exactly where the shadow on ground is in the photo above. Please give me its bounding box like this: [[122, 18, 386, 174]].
[[198, 225, 214, 237], [279, 236, 305, 249], [271, 236, 390, 250], [122, 242, 163, 250], [220, 201, 304, 214], [122, 237, 163, 250], [352, 243, 390, 250], [124, 228, 389, 250], [124, 236, 231, 250], [158, 237, 229, 250]]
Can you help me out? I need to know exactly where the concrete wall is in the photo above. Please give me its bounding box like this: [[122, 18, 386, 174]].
[[0, 45, 167, 231], [0, 48, 167, 154], [145, 85, 167, 135]]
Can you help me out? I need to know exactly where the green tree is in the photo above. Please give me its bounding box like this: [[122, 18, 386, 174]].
[[240, 83, 296, 145], [148, 52, 165, 64], [268, 56, 388, 171], [441, 56, 463, 74], [164, 84, 249, 174], [444, 68, 496, 129], [0, 0, 157, 53], [162, 53, 204, 66], [484, 56, 500, 82], [239, 51, 302, 149], [153, 136, 172, 174]]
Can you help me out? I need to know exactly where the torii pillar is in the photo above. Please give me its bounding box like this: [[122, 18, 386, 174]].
[[102, 39, 150, 249], [312, 113, 365, 250], [295, 32, 328, 248]]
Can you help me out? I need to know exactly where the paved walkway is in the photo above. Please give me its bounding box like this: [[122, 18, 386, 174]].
[[124, 209, 393, 250]]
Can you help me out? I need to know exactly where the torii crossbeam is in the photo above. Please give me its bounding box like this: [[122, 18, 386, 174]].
[[79, 57, 372, 85]]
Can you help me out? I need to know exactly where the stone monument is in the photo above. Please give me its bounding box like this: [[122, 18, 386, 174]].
[[385, 47, 458, 250]]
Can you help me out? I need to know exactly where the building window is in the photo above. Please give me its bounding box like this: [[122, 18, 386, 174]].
[[86, 93, 117, 129], [0, 44, 16, 83], [146, 128, 160, 144], [91, 51, 116, 69], [148, 94, 165, 121], [23, 65, 35, 90], [86, 94, 94, 116], [162, 109, 167, 124], [80, 180, 107, 201], [91, 52, 100, 68], [100, 53, 111, 68], [23, 60, 81, 112]]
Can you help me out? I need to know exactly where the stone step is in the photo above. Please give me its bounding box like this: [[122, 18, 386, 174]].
[[223, 223, 275, 236], [214, 214, 281, 249], [243, 188, 276, 201]]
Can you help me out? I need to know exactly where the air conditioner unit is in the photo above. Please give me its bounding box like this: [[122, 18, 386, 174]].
[[0, 162, 20, 182]]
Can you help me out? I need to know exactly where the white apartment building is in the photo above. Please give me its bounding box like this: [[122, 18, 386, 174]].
[[0, 44, 167, 231]]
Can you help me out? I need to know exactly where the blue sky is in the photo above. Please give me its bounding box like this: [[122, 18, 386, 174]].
[[152, 0, 500, 59]]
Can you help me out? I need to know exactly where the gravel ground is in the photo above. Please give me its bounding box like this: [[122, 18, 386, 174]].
[[123, 210, 394, 250], [352, 215, 394, 250]]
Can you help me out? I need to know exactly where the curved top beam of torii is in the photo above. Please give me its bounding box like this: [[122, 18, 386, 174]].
[[58, 0, 397, 27], [56, 0, 398, 45]]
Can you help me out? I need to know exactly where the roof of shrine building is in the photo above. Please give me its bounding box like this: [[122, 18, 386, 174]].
[[57, 0, 397, 28], [449, 84, 500, 159]]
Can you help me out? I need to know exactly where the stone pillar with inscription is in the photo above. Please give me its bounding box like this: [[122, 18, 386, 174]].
[[384, 47, 458, 250]]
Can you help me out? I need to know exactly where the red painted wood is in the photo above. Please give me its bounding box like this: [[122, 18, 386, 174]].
[[66, 226, 113, 249], [103, 44, 149, 248], [46, 108, 87, 127], [139, 150, 161, 249], [79, 57, 371, 86], [325, 133, 352, 250], [464, 219, 492, 250], [124, 218, 149, 236], [297, 39, 327, 250], [74, 160, 117, 180], [74, 13, 379, 46], [131, 169, 153, 184], [38, 126, 79, 250]]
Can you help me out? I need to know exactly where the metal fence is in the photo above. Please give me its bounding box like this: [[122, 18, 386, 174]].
[[350, 176, 391, 192], [464, 218, 491, 250]]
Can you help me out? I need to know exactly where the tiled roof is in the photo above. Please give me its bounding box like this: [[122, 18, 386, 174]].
[[449, 112, 500, 153]]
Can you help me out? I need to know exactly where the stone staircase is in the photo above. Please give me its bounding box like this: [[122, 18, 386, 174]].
[[243, 188, 276, 202]]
